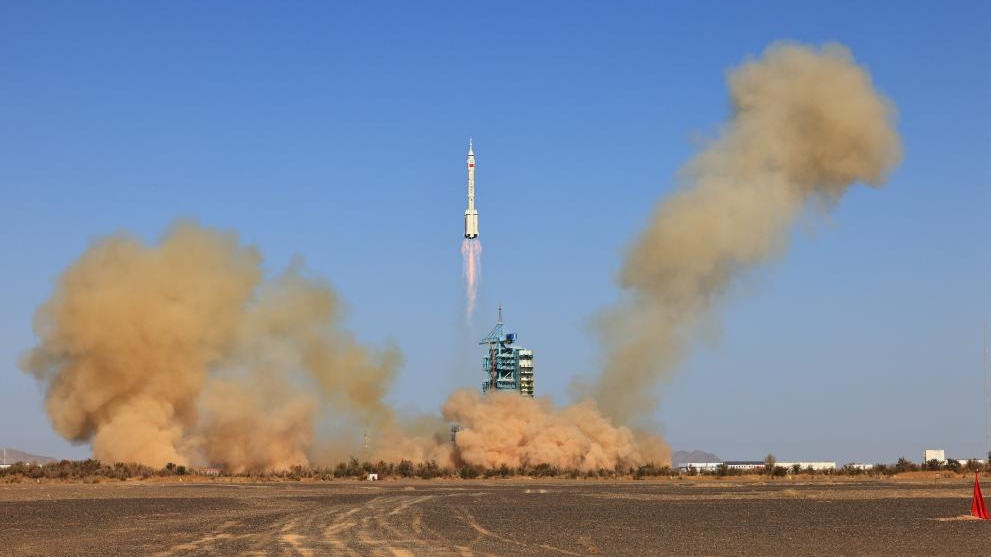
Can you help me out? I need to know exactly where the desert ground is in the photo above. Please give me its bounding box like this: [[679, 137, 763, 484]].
[[1, 478, 989, 556]]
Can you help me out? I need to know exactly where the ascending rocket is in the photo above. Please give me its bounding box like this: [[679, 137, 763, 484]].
[[464, 138, 479, 239]]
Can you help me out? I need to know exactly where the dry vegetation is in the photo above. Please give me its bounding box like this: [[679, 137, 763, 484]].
[[1, 457, 985, 484]]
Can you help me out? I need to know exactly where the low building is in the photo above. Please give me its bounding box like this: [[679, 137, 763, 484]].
[[777, 461, 837, 471], [680, 462, 722, 472], [679, 460, 836, 472], [846, 463, 874, 470], [679, 461, 764, 472], [725, 461, 765, 471]]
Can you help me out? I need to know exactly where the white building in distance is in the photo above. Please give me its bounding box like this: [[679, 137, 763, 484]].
[[680, 462, 723, 472], [679, 460, 836, 472], [846, 463, 875, 470], [777, 462, 837, 471]]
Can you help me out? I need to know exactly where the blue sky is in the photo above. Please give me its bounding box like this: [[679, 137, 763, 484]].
[[1, 1, 988, 464]]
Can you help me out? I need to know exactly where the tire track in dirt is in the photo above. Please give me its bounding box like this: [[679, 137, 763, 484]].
[[456, 505, 597, 557]]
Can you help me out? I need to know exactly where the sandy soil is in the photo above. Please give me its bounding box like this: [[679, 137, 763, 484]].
[[1, 479, 989, 556]]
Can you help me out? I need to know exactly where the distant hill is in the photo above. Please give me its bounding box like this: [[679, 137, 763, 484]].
[[2, 448, 57, 465], [672, 450, 720, 466]]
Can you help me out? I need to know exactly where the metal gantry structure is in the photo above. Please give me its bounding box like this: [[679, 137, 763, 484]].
[[480, 305, 534, 397]]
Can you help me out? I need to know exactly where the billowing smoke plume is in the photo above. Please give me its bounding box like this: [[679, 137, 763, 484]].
[[587, 42, 902, 424], [21, 222, 401, 471], [22, 42, 900, 473], [21, 220, 657, 471], [442, 390, 667, 471], [367, 391, 667, 471]]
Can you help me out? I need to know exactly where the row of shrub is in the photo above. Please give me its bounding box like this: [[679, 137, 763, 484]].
[[681, 457, 988, 478], [0, 457, 681, 482], [1, 460, 167, 482], [2, 456, 984, 483], [297, 459, 671, 480]]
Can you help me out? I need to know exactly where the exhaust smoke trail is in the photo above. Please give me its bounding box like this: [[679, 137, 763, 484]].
[[461, 238, 482, 318], [20, 222, 402, 471], [583, 42, 903, 426], [21, 41, 900, 474]]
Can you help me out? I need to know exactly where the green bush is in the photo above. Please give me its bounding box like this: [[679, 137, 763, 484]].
[[396, 460, 415, 477], [895, 458, 918, 473], [483, 464, 515, 478], [415, 460, 445, 479], [459, 465, 481, 479], [634, 464, 677, 479], [531, 463, 559, 477], [763, 454, 777, 476]]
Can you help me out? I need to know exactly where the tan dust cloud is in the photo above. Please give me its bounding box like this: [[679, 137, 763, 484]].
[[22, 42, 900, 473], [368, 414, 457, 466], [439, 390, 668, 471], [21, 217, 667, 471], [587, 42, 902, 424], [193, 377, 314, 472], [21, 221, 400, 471]]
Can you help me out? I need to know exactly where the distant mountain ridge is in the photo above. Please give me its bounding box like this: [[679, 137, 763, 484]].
[[672, 450, 720, 466], [2, 448, 57, 465]]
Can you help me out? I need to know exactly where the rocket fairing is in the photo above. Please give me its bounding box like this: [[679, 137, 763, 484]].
[[464, 138, 479, 239]]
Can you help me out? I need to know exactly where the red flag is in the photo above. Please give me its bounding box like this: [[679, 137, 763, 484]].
[[972, 473, 989, 520]]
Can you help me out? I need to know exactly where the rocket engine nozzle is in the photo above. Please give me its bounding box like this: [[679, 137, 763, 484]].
[[465, 209, 478, 239]]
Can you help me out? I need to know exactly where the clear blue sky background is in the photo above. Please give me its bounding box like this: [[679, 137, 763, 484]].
[[1, 1, 988, 465]]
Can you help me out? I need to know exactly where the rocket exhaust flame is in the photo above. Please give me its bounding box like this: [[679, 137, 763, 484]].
[[461, 238, 481, 318], [461, 139, 481, 318]]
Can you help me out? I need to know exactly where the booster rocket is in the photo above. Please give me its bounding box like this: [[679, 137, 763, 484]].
[[464, 138, 479, 239]]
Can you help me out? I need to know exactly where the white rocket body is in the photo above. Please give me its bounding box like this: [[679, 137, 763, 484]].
[[464, 139, 479, 239]]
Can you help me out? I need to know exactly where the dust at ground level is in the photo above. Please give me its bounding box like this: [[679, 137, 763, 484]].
[[1, 479, 989, 556]]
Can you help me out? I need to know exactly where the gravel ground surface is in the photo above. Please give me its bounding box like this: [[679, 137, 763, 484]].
[[1, 479, 989, 556]]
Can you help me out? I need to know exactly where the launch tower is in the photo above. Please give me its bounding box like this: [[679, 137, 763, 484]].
[[480, 306, 534, 397]]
